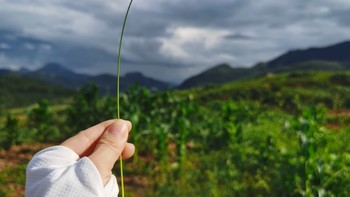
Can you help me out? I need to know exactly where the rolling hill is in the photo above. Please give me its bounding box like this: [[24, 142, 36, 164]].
[[0, 75, 74, 110], [179, 40, 350, 89], [179, 64, 250, 89]]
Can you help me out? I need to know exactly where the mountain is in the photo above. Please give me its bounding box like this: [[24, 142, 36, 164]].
[[88, 72, 170, 95], [27, 63, 90, 89], [0, 68, 13, 76], [121, 72, 170, 90], [36, 63, 74, 75], [88, 74, 117, 95], [179, 40, 350, 89], [179, 64, 250, 89], [1, 63, 170, 93], [266, 41, 350, 69]]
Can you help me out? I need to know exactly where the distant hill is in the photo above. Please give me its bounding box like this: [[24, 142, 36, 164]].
[[1, 63, 171, 94], [88, 72, 169, 95], [0, 69, 12, 76], [179, 40, 350, 89], [266, 41, 350, 69], [121, 72, 170, 91], [179, 64, 250, 89], [27, 63, 90, 89], [0, 75, 74, 110]]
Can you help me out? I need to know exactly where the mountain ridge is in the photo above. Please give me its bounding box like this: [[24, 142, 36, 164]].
[[179, 40, 350, 89], [266, 41, 350, 69], [1, 63, 171, 93]]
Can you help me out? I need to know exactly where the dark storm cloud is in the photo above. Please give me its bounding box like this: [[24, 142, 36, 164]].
[[225, 33, 252, 40], [328, 8, 350, 27], [1, 0, 350, 83], [156, 0, 242, 26]]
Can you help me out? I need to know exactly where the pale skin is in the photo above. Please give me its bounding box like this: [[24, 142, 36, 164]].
[[61, 119, 135, 185]]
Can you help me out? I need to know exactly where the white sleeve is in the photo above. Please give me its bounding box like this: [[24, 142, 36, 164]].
[[25, 146, 119, 197]]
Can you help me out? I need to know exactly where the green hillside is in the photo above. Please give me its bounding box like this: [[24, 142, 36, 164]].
[[188, 71, 350, 110], [179, 64, 251, 89], [179, 61, 350, 89], [0, 75, 74, 112]]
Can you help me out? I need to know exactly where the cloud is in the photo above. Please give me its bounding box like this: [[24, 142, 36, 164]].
[[0, 43, 11, 49], [0, 0, 350, 83], [225, 33, 252, 40]]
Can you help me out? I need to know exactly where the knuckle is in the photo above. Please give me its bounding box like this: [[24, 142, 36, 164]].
[[98, 136, 120, 152]]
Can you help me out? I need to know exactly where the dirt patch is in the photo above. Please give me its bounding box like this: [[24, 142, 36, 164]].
[[329, 109, 350, 116], [0, 143, 52, 171], [325, 109, 350, 131]]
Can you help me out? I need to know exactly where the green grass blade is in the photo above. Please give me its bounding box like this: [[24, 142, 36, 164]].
[[116, 0, 134, 197], [117, 0, 134, 120]]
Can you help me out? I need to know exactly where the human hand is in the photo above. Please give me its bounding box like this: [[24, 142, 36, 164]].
[[61, 119, 135, 185], [26, 119, 135, 197]]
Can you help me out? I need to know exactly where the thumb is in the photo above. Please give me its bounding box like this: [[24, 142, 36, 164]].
[[88, 120, 132, 184]]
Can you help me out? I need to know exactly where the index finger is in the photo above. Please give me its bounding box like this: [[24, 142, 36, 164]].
[[61, 119, 117, 157]]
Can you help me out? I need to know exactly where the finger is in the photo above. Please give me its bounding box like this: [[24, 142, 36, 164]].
[[88, 120, 132, 184], [121, 143, 135, 159], [61, 119, 116, 157]]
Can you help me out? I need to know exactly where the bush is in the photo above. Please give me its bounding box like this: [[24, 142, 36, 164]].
[[329, 74, 350, 86], [0, 115, 19, 150], [28, 100, 61, 142]]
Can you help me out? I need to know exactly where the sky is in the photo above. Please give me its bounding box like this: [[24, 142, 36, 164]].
[[0, 0, 350, 83]]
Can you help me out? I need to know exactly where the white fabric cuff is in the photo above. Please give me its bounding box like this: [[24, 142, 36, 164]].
[[25, 146, 119, 197]]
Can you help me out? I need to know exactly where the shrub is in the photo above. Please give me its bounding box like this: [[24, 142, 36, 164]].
[[0, 115, 19, 150], [28, 100, 61, 142]]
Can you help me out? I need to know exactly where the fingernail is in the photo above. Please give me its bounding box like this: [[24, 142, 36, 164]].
[[107, 121, 129, 138]]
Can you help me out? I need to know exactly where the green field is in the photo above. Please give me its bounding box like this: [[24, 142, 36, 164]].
[[1, 71, 350, 196]]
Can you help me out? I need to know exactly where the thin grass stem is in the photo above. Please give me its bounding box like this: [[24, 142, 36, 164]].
[[116, 0, 134, 196]]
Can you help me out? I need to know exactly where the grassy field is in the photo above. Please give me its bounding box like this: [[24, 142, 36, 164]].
[[1, 71, 350, 196]]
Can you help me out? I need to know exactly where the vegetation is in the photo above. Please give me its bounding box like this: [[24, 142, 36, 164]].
[[0, 75, 73, 112], [1, 71, 350, 196]]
